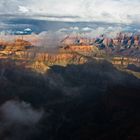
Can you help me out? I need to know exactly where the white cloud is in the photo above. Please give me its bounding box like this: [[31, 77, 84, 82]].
[[18, 6, 29, 13], [0, 0, 21, 14], [0, 0, 140, 24], [58, 26, 124, 38]]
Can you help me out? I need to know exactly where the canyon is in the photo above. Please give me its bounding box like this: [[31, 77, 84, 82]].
[[0, 34, 140, 140], [0, 34, 140, 77]]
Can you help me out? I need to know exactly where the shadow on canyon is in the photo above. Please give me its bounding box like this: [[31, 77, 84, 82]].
[[0, 59, 140, 140]]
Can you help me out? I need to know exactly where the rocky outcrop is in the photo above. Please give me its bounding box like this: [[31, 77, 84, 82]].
[[0, 37, 140, 73], [112, 57, 140, 67], [15, 51, 88, 65]]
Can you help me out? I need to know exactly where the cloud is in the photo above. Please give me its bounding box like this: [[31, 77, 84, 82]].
[[0, 0, 140, 24], [0, 0, 21, 14], [0, 100, 44, 140], [18, 6, 29, 13], [0, 100, 43, 125], [58, 26, 123, 38]]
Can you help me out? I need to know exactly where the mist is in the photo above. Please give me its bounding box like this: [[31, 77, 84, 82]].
[[0, 100, 44, 140], [36, 31, 66, 52], [0, 100, 44, 125]]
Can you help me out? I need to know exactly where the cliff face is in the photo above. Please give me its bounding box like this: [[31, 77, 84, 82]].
[[13, 50, 140, 75], [112, 57, 140, 66], [6, 52, 87, 74], [0, 39, 33, 55], [0, 37, 140, 74]]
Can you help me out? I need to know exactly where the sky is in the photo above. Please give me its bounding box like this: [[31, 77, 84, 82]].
[[0, 0, 140, 32]]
